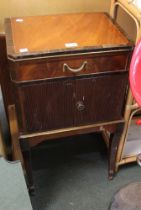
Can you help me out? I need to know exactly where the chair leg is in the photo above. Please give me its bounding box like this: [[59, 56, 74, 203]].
[[8, 105, 34, 193], [0, 123, 6, 157], [8, 105, 24, 165]]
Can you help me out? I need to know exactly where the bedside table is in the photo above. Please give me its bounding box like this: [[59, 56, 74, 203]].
[[5, 12, 133, 189]]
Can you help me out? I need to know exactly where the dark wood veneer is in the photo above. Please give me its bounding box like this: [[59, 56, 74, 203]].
[[15, 72, 128, 134], [0, 34, 14, 117], [16, 79, 74, 133], [74, 73, 128, 126], [10, 51, 130, 82]]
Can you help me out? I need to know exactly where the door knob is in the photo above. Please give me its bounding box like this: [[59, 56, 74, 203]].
[[76, 101, 85, 111]]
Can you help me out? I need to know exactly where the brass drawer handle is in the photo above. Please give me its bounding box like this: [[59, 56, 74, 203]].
[[63, 61, 87, 73], [76, 101, 85, 111]]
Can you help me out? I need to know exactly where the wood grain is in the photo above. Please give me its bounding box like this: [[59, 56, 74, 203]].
[[5, 13, 132, 59], [4, 12, 133, 186], [74, 72, 128, 126], [10, 51, 130, 82], [0, 34, 14, 117], [8, 105, 24, 167], [0, 124, 6, 157], [15, 79, 74, 133]]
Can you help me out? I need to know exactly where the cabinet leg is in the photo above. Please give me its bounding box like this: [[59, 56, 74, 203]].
[[108, 122, 124, 180], [20, 140, 35, 194]]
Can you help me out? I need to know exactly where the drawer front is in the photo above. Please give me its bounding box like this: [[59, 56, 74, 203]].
[[10, 51, 130, 82]]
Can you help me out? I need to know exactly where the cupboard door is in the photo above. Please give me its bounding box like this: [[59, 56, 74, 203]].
[[74, 73, 128, 126], [16, 79, 74, 134]]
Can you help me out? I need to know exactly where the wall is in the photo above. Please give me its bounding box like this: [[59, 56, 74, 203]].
[[0, 0, 110, 31]]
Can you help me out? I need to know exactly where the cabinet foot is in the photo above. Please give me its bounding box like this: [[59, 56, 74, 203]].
[[108, 123, 124, 179], [20, 140, 34, 192]]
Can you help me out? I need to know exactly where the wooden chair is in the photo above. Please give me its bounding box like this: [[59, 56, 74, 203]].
[[110, 33, 141, 210], [110, 0, 141, 42], [0, 34, 24, 171], [0, 33, 14, 118], [110, 0, 141, 171], [0, 35, 32, 203], [0, 33, 12, 158], [0, 33, 32, 190], [0, 122, 6, 157]]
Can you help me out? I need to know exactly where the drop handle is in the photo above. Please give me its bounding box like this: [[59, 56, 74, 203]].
[[63, 61, 87, 73], [76, 101, 85, 111]]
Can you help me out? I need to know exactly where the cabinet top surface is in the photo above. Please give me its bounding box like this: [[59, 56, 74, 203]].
[[5, 12, 132, 60]]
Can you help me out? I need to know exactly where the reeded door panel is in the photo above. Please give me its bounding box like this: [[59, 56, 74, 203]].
[[15, 72, 128, 134], [74, 73, 128, 126], [16, 79, 74, 133]]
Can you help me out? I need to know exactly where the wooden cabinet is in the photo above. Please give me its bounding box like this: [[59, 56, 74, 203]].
[[5, 12, 133, 189]]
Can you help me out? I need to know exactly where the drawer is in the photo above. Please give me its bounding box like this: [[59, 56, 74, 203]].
[[10, 51, 130, 82]]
